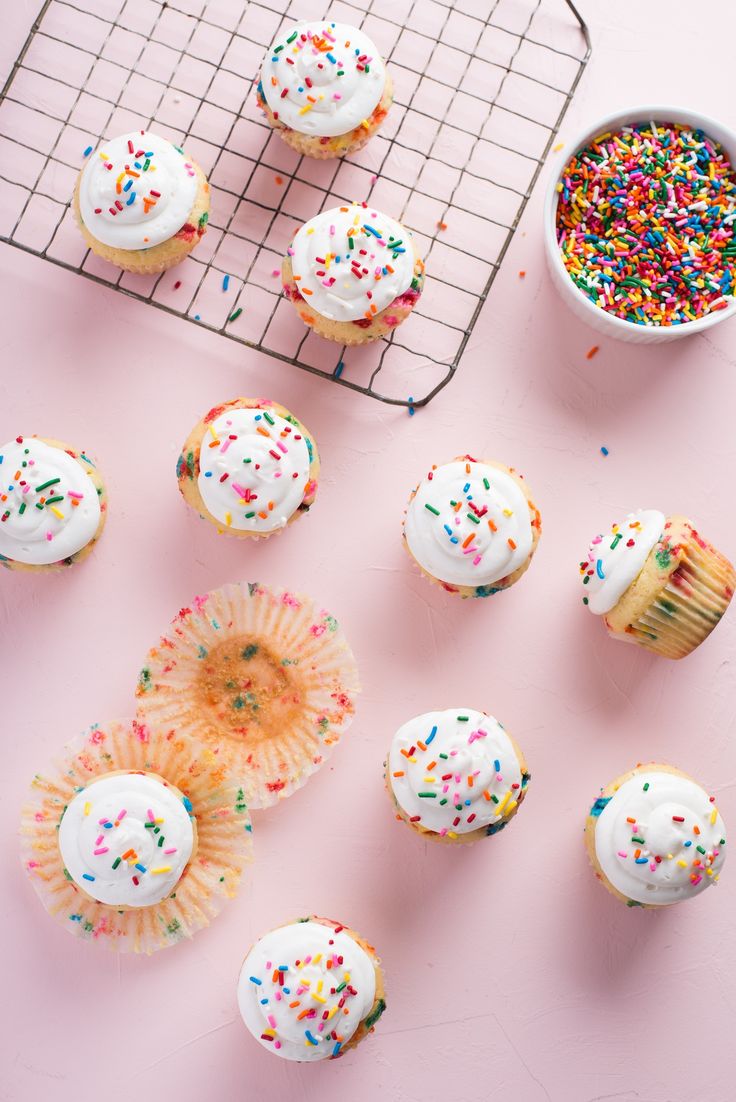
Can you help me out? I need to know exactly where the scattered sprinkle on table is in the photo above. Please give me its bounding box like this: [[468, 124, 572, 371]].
[[556, 122, 736, 326], [408, 396, 415, 416], [437, 221, 448, 231], [83, 145, 93, 157], [586, 344, 599, 359], [228, 307, 243, 323], [334, 361, 344, 378], [173, 280, 181, 290], [222, 274, 230, 292], [600, 446, 609, 456], [518, 270, 526, 278], [275, 175, 283, 186]]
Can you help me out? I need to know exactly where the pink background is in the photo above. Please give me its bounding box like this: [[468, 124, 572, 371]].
[[3, 2, 736, 1100]]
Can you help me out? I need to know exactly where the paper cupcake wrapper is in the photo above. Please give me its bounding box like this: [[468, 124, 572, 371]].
[[21, 719, 253, 953], [135, 582, 360, 810], [615, 533, 735, 659]]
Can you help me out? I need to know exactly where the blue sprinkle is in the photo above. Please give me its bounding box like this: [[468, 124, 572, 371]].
[[327, 53, 337, 63], [635, 857, 648, 864], [408, 395, 415, 416], [255, 414, 262, 420], [278, 965, 288, 971], [450, 536, 459, 544], [305, 1030, 319, 1046], [590, 796, 611, 817], [596, 559, 605, 580], [83, 145, 93, 157], [334, 361, 344, 378], [463, 483, 470, 493], [194, 314, 201, 320], [82, 873, 95, 881], [183, 796, 193, 812], [494, 760, 500, 772], [223, 274, 230, 291], [249, 976, 262, 985], [204, 471, 213, 477], [135, 863, 146, 873], [443, 524, 453, 537], [260, 998, 269, 1004], [363, 224, 381, 238], [426, 725, 437, 745], [333, 1041, 342, 1057], [600, 446, 609, 456], [684, 840, 692, 847], [464, 799, 471, 806], [126, 193, 135, 206], [123, 178, 133, 192], [70, 913, 82, 921]]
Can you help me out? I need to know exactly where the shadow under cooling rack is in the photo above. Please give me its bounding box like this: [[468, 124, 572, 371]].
[[0, 0, 590, 406]]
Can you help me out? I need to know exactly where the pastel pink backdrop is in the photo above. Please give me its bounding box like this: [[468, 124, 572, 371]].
[[2, 3, 736, 1101]]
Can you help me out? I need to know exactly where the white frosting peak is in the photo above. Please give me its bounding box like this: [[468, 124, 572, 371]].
[[237, 921, 378, 1061], [0, 437, 101, 565], [289, 203, 415, 323], [79, 131, 197, 250], [197, 407, 312, 533], [389, 709, 527, 836], [581, 508, 665, 614], [58, 773, 194, 908], [593, 770, 726, 905], [261, 21, 386, 137], [404, 459, 534, 588]]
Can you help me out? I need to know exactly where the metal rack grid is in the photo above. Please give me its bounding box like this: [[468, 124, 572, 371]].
[[0, 0, 590, 406]]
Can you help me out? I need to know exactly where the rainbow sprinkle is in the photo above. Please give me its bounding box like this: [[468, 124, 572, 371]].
[[556, 122, 736, 326]]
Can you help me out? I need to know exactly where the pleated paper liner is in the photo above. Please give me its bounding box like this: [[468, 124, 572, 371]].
[[21, 718, 253, 954], [615, 527, 735, 659], [135, 582, 360, 810]]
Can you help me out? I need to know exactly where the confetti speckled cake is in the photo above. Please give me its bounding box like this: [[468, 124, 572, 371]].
[[585, 763, 726, 907], [282, 202, 425, 345], [237, 916, 386, 1060], [256, 20, 392, 159], [402, 455, 541, 598], [73, 130, 210, 274], [580, 508, 735, 658]]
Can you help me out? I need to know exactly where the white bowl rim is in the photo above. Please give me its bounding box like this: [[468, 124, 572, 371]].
[[543, 104, 736, 336]]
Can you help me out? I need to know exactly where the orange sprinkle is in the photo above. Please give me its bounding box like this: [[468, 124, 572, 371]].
[[256, 427, 271, 438], [488, 519, 497, 532], [518, 270, 526, 278], [586, 345, 600, 360], [462, 533, 475, 548], [275, 175, 283, 185], [437, 221, 447, 230], [508, 538, 517, 550], [392, 771, 405, 778]]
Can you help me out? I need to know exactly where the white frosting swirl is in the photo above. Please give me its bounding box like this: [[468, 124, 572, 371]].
[[289, 203, 415, 323], [593, 770, 726, 906], [197, 407, 312, 533], [261, 21, 386, 137], [0, 437, 101, 566], [58, 772, 194, 908], [79, 131, 197, 250], [581, 508, 665, 614], [237, 921, 378, 1061], [388, 709, 527, 837], [404, 459, 534, 588]]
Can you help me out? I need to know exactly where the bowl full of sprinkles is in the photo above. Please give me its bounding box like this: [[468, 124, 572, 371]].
[[544, 107, 736, 342]]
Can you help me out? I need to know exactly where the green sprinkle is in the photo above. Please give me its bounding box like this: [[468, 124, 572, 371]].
[[112, 857, 121, 869], [263, 411, 275, 425], [457, 716, 469, 721], [466, 512, 480, 524], [228, 307, 243, 322], [35, 477, 60, 493], [418, 792, 437, 798], [483, 478, 490, 490], [643, 782, 650, 791], [424, 504, 440, 515]]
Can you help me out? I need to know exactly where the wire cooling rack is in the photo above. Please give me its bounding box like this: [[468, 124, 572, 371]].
[[0, 0, 590, 406]]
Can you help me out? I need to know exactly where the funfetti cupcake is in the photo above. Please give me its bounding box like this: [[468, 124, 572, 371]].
[[387, 708, 530, 844], [20, 719, 252, 953], [257, 21, 392, 159], [237, 916, 386, 1060], [585, 763, 726, 908], [282, 202, 425, 345], [0, 434, 107, 572], [402, 456, 542, 598], [176, 398, 319, 539], [136, 582, 360, 810], [580, 508, 735, 659], [73, 130, 210, 273]]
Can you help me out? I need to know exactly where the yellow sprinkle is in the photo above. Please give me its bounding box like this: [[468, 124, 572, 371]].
[[316, 979, 323, 993], [312, 954, 322, 965], [711, 808, 718, 824], [502, 508, 513, 517], [505, 800, 517, 815], [552, 141, 564, 152], [677, 860, 688, 868], [423, 776, 436, 783], [225, 511, 232, 526], [448, 831, 458, 839], [83, 802, 91, 816], [496, 790, 511, 815], [150, 866, 172, 874], [50, 507, 64, 519], [311, 994, 327, 1004], [299, 104, 313, 115]]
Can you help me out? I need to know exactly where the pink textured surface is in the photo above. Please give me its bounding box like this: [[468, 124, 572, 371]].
[[3, 3, 736, 1101]]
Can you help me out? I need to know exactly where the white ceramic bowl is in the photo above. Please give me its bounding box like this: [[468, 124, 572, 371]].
[[543, 106, 736, 344]]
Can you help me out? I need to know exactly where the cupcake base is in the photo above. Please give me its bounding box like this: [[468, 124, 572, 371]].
[[281, 242, 425, 346], [256, 74, 393, 160], [604, 516, 735, 659], [72, 158, 210, 274], [0, 437, 107, 573], [176, 398, 320, 539], [20, 719, 252, 953]]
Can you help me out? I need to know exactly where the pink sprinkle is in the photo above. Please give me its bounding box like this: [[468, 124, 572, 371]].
[[617, 851, 628, 858], [271, 269, 279, 277], [472, 554, 481, 565], [93, 847, 109, 855], [277, 441, 287, 453], [117, 810, 127, 821], [274, 1041, 282, 1050], [219, 438, 233, 454], [67, 491, 83, 500], [95, 835, 104, 845], [98, 819, 108, 825], [268, 1015, 277, 1028], [163, 847, 177, 854], [46, 532, 53, 541], [287, 247, 295, 256]]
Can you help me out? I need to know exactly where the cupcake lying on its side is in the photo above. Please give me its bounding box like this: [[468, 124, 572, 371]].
[[402, 455, 541, 597], [585, 763, 726, 907], [387, 708, 530, 843], [176, 398, 319, 538], [282, 203, 425, 345], [73, 130, 210, 273], [0, 434, 106, 571], [237, 916, 386, 1060], [257, 21, 392, 159], [21, 719, 252, 952], [580, 508, 735, 658]]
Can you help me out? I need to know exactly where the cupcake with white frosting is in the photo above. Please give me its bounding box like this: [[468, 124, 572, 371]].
[[282, 202, 425, 345], [387, 708, 530, 844], [585, 763, 726, 908], [402, 455, 542, 598], [580, 508, 735, 659], [0, 434, 107, 572], [256, 21, 392, 159], [73, 130, 210, 273], [176, 398, 319, 539], [21, 719, 252, 953], [237, 916, 386, 1060]]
